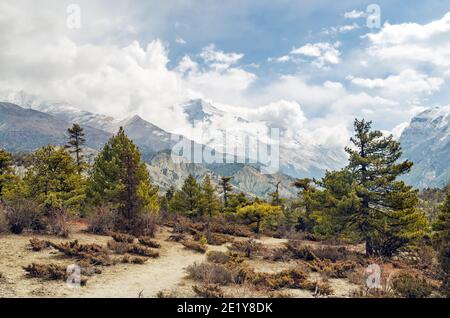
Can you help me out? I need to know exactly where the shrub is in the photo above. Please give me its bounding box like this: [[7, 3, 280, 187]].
[[182, 240, 207, 253], [192, 284, 224, 298], [0, 203, 8, 234], [29, 238, 50, 251], [312, 246, 349, 262], [228, 239, 262, 258], [23, 263, 87, 286], [49, 209, 70, 237], [391, 271, 433, 298], [121, 255, 148, 264], [167, 233, 185, 242], [209, 222, 253, 237], [138, 237, 161, 248], [308, 259, 357, 279], [205, 232, 233, 246], [107, 241, 159, 258], [186, 262, 234, 285], [285, 241, 318, 261], [87, 205, 115, 235], [129, 213, 158, 237], [5, 198, 43, 234], [207, 251, 231, 264], [49, 240, 112, 266], [112, 232, 135, 243], [251, 268, 310, 290]]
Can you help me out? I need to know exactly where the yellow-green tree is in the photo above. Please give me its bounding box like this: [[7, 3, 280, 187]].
[[199, 175, 221, 218], [237, 202, 282, 233], [434, 190, 450, 296], [23, 145, 84, 212]]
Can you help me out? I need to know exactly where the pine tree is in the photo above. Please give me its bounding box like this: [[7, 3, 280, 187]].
[[86, 127, 159, 231], [321, 119, 429, 256], [269, 181, 283, 206], [170, 174, 201, 217], [24, 145, 84, 212], [237, 202, 282, 233], [0, 149, 15, 197], [434, 190, 450, 296], [199, 175, 220, 218], [219, 176, 233, 208], [66, 123, 86, 174], [293, 178, 318, 232]]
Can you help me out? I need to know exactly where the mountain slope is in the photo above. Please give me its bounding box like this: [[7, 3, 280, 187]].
[[0, 102, 110, 152], [400, 105, 450, 189]]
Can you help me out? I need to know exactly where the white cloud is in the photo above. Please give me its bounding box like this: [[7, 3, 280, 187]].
[[291, 42, 341, 68], [200, 44, 244, 71], [344, 10, 365, 19], [175, 37, 186, 44], [348, 69, 444, 97]]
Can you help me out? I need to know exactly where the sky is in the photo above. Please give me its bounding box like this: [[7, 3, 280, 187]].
[[1, 0, 450, 150]]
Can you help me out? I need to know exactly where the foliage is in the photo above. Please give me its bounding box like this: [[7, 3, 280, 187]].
[[237, 202, 282, 233], [169, 174, 200, 217], [86, 204, 115, 235], [391, 271, 433, 298], [198, 175, 221, 218], [433, 191, 450, 296], [86, 127, 159, 233], [0, 149, 16, 197], [4, 198, 43, 234], [219, 176, 233, 210]]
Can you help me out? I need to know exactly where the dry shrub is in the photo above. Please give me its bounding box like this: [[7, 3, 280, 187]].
[[228, 239, 262, 258], [121, 255, 148, 264], [49, 240, 112, 266], [251, 268, 310, 290], [107, 240, 159, 258], [351, 287, 395, 298], [23, 263, 87, 286], [138, 237, 161, 248], [285, 241, 318, 261], [308, 259, 357, 278], [5, 198, 44, 234], [49, 209, 70, 237], [29, 238, 50, 251], [391, 270, 433, 298], [312, 246, 349, 262], [87, 205, 115, 235], [130, 213, 158, 237], [209, 222, 252, 237], [205, 232, 233, 246], [207, 251, 231, 264], [192, 284, 224, 298], [186, 262, 234, 285], [0, 203, 8, 234], [167, 233, 185, 242], [111, 232, 135, 243], [182, 240, 207, 253]]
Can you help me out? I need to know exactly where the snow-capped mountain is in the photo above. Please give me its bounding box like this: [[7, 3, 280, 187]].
[[400, 105, 450, 189]]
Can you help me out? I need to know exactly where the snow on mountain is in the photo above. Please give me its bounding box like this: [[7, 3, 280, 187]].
[[400, 105, 450, 189]]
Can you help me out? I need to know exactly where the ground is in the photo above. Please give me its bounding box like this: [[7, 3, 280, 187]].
[[0, 223, 362, 298]]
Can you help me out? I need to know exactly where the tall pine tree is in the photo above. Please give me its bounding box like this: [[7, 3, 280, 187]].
[[434, 190, 450, 296], [199, 175, 220, 218], [169, 174, 201, 217], [0, 149, 15, 197], [66, 123, 86, 174], [219, 176, 233, 209], [86, 127, 159, 231]]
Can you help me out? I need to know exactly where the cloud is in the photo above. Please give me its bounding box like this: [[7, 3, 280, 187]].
[[344, 10, 365, 19], [347, 69, 444, 97], [175, 37, 186, 44], [290, 42, 341, 68], [200, 44, 244, 71], [365, 12, 450, 69], [322, 23, 360, 35]]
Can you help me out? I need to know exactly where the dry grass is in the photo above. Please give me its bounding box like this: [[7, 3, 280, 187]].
[[192, 284, 224, 298], [182, 240, 207, 254], [186, 262, 234, 285]]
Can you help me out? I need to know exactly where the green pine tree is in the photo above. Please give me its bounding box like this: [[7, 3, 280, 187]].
[[86, 127, 159, 231], [269, 181, 284, 206], [434, 190, 450, 296], [169, 174, 201, 217], [199, 175, 221, 218], [66, 123, 86, 174], [219, 176, 233, 208], [237, 202, 282, 233], [0, 149, 15, 197], [24, 145, 84, 212]]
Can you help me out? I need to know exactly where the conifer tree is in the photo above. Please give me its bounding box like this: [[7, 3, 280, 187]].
[[170, 174, 201, 217], [86, 127, 159, 231], [24, 145, 84, 212], [237, 202, 282, 233], [66, 123, 86, 174], [434, 191, 450, 296], [269, 181, 283, 206], [199, 175, 220, 218], [313, 119, 429, 256], [219, 176, 233, 208], [0, 149, 15, 197]]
